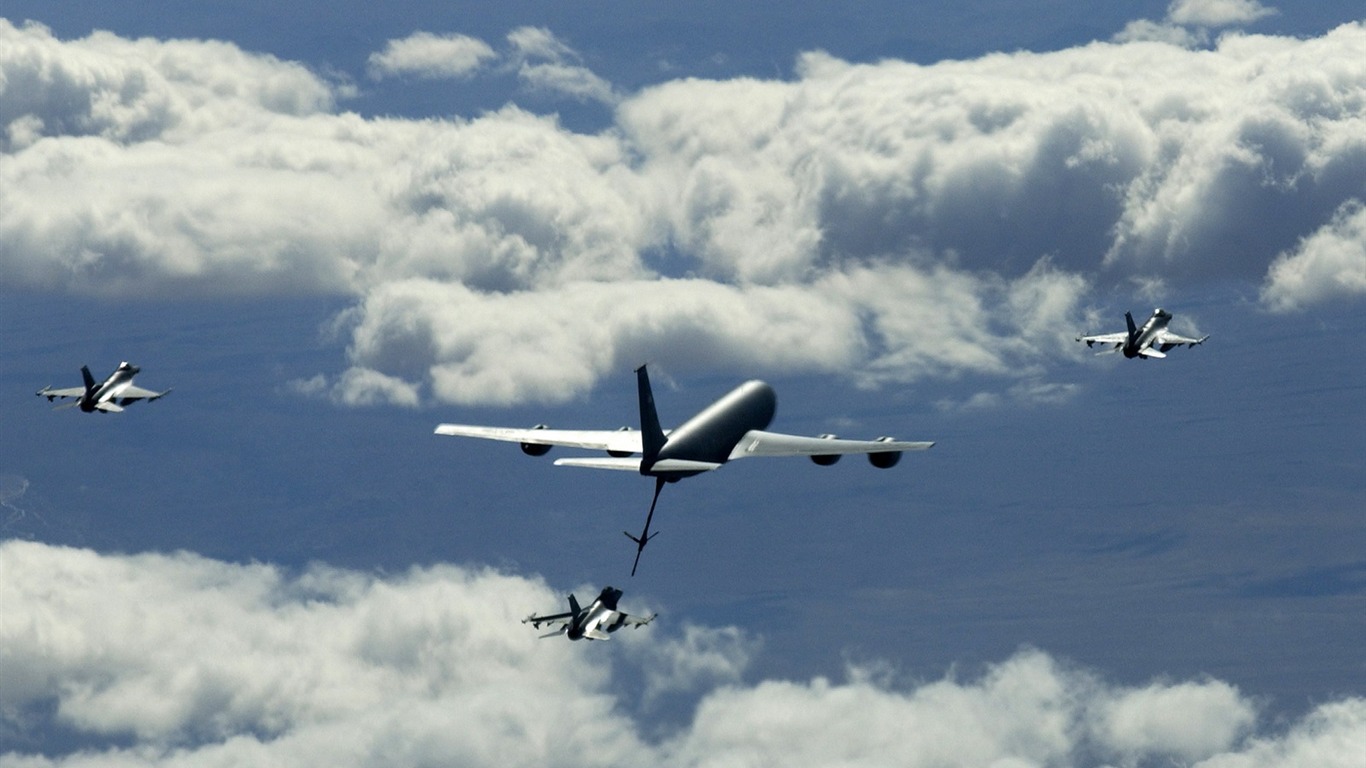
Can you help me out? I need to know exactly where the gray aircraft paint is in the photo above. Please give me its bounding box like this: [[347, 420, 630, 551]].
[[646, 372, 777, 475], [524, 586, 655, 641]]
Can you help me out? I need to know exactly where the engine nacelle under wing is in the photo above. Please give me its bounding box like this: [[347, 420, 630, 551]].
[[607, 426, 636, 457], [809, 433, 842, 466], [868, 436, 901, 468], [520, 424, 553, 456]]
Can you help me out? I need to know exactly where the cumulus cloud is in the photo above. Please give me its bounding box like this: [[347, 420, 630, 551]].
[[0, 540, 643, 765], [367, 32, 497, 81], [507, 27, 577, 63], [505, 26, 617, 105], [1095, 680, 1255, 762], [518, 61, 618, 105], [1262, 200, 1366, 312], [4, 540, 1364, 767], [624, 624, 761, 702], [332, 277, 869, 405], [4, 19, 1366, 405], [1117, 0, 1278, 43], [1168, 0, 1279, 28], [1112, 19, 1209, 46]]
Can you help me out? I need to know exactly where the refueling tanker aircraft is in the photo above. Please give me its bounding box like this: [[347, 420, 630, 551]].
[[1076, 308, 1208, 359], [523, 586, 655, 641], [436, 365, 934, 575], [36, 362, 171, 413]]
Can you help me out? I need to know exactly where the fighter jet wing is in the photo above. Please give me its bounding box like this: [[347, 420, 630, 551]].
[[1153, 330, 1209, 347], [118, 385, 171, 401], [434, 424, 644, 454], [618, 611, 656, 629], [1075, 331, 1127, 345], [522, 611, 573, 630], [36, 386, 86, 400], [728, 430, 933, 459], [599, 609, 657, 633]]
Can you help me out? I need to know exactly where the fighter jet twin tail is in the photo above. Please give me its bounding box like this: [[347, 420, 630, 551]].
[[523, 586, 655, 641], [36, 362, 170, 413], [1076, 308, 1208, 359]]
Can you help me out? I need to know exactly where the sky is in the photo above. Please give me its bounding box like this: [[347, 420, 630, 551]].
[[1, 0, 1365, 765]]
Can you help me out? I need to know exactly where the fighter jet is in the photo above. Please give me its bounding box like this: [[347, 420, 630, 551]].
[[37, 362, 171, 413], [1076, 308, 1208, 359], [524, 586, 655, 641], [436, 365, 933, 574]]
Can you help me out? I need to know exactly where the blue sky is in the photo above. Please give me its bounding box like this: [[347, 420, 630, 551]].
[[2, 1, 1365, 765]]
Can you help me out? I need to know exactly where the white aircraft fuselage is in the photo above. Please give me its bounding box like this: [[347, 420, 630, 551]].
[[568, 587, 628, 641], [1124, 309, 1173, 358], [82, 363, 141, 412]]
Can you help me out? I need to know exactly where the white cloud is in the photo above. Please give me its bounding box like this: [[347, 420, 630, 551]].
[[0, 540, 641, 765], [1113, 20, 1208, 47], [657, 651, 1315, 768], [1097, 680, 1256, 762], [2, 541, 1364, 767], [518, 62, 618, 105], [1115, 0, 1277, 47], [4, 19, 1366, 405], [330, 367, 422, 407], [337, 277, 868, 405], [624, 624, 760, 702], [507, 26, 578, 63], [1262, 200, 1366, 312], [1168, 0, 1279, 28], [367, 32, 497, 81], [1195, 699, 1366, 768], [505, 27, 617, 105]]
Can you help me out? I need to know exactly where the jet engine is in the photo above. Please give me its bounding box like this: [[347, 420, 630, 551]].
[[520, 424, 552, 456], [810, 434, 841, 466], [607, 426, 635, 457], [868, 436, 902, 468]]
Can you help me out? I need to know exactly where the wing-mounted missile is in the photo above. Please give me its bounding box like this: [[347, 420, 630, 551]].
[[520, 424, 553, 456], [608, 426, 636, 457], [868, 436, 902, 468], [810, 434, 842, 466]]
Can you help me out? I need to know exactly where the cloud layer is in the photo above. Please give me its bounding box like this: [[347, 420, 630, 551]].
[[366, 32, 497, 81], [2, 540, 1364, 767], [2, 18, 1365, 404]]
